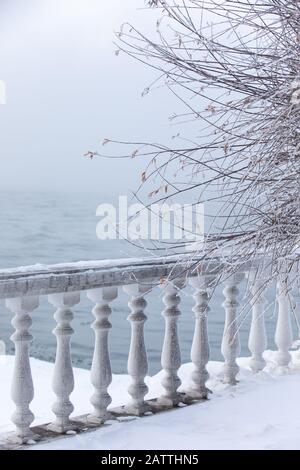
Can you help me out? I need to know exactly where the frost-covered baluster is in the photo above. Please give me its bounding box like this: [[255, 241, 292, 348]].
[[48, 292, 80, 433], [275, 278, 293, 369], [248, 277, 267, 372], [158, 279, 185, 407], [87, 287, 117, 424], [221, 275, 243, 384], [291, 283, 300, 363], [187, 276, 211, 399], [123, 284, 150, 415], [6, 296, 39, 444]]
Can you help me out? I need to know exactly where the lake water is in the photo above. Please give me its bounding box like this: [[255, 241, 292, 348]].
[[0, 190, 292, 374]]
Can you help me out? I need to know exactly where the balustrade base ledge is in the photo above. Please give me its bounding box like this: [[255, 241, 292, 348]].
[[123, 402, 152, 417], [87, 411, 115, 425], [187, 387, 212, 400], [0, 392, 206, 450], [47, 421, 80, 435]]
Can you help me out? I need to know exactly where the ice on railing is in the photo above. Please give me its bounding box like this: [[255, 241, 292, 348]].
[[0, 253, 201, 275]]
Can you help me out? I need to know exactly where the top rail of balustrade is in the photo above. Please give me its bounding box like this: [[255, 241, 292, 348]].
[[0, 254, 253, 299]]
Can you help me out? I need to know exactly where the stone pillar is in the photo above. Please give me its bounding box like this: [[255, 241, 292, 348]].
[[123, 283, 150, 415], [48, 292, 80, 433], [6, 296, 39, 443], [87, 287, 117, 423], [221, 274, 243, 384]]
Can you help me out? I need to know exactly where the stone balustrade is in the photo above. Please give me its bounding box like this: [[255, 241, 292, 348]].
[[0, 255, 298, 448]]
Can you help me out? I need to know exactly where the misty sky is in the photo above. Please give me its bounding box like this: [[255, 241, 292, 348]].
[[0, 0, 177, 196]]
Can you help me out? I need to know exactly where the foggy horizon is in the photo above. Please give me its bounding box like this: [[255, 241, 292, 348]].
[[0, 0, 177, 196]]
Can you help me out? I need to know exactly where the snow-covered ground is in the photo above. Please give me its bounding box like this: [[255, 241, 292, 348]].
[[1, 352, 300, 450]]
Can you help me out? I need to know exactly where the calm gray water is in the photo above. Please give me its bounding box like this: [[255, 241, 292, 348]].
[[0, 190, 290, 374]]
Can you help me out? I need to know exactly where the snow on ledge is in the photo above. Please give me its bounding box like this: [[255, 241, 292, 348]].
[[1, 351, 300, 450]]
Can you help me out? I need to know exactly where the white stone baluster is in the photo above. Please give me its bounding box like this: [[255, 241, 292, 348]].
[[87, 287, 118, 424], [275, 277, 293, 369], [291, 284, 300, 363], [221, 274, 243, 384], [48, 292, 80, 433], [123, 284, 150, 416], [6, 296, 39, 444], [187, 276, 211, 399], [248, 277, 267, 372], [158, 279, 185, 407]]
